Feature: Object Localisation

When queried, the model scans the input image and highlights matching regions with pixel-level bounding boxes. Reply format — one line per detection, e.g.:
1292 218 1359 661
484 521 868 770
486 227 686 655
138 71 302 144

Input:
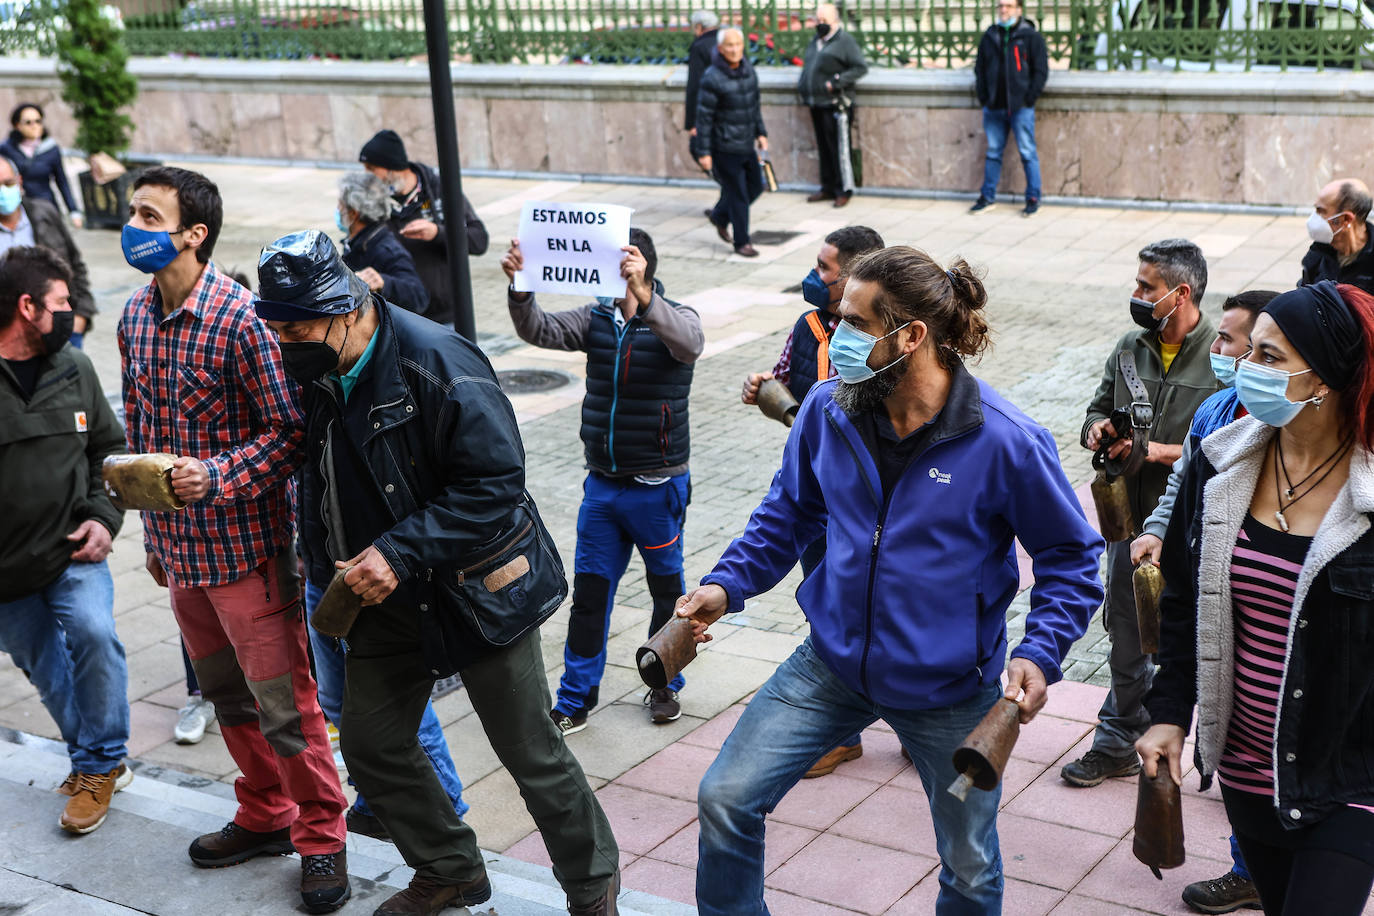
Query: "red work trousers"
168 551 346 855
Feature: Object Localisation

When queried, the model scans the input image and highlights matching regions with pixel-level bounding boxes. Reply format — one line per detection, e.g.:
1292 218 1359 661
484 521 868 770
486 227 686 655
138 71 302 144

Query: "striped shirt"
117 263 304 588
1219 514 1309 796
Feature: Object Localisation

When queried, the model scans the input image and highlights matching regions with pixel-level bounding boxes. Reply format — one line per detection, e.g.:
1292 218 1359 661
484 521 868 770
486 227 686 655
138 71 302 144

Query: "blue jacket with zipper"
702 365 1104 709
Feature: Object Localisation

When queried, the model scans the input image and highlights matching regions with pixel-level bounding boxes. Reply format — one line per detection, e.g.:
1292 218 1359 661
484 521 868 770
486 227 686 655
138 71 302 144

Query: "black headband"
1262 280 1364 390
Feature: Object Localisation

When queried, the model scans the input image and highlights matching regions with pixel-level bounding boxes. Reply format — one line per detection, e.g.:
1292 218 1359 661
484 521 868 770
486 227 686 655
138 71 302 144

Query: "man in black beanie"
359 129 489 328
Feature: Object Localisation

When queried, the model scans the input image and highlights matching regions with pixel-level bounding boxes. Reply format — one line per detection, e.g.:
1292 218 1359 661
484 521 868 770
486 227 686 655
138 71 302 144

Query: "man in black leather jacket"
254 230 621 916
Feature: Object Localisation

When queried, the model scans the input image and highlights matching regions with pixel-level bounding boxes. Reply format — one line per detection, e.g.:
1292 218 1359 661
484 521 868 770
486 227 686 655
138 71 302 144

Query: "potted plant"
56 0 140 229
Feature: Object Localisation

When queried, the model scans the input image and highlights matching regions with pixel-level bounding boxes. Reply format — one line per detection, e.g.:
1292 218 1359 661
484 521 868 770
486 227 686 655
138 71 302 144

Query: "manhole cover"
750 229 803 246
497 368 575 394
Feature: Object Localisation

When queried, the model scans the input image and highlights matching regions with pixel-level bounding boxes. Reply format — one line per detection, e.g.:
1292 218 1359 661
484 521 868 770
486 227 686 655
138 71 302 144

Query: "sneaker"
550 707 588 737
174 695 215 745
644 688 681 724
188 821 294 868
968 196 995 213
1022 198 1040 217
345 806 391 841
803 741 863 778
58 766 128 834
374 872 492 914
568 869 619 915
1060 749 1141 787
1181 870 1262 914
300 850 351 914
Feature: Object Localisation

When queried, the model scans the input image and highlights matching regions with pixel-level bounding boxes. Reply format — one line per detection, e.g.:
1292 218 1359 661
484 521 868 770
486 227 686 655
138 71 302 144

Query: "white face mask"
1307 210 1340 245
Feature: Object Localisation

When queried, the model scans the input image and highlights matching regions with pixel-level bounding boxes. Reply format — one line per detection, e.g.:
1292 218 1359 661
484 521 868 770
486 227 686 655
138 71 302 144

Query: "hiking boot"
373 872 492 914
1181 869 1262 914
189 821 295 867
59 766 129 834
1060 749 1141 787
175 695 215 744
1022 198 1040 217
551 707 588 737
804 741 863 778
968 196 995 213
644 688 681 724
568 869 619 916
346 806 391 841
301 850 351 914
57 762 132 798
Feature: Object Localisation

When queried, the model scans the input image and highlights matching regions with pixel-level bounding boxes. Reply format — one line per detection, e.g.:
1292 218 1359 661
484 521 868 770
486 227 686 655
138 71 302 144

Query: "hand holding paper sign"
620 244 653 310
511 202 635 299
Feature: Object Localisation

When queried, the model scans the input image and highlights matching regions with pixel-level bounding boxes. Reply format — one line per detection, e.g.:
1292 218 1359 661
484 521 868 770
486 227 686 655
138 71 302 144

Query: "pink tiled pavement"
504 680 1374 914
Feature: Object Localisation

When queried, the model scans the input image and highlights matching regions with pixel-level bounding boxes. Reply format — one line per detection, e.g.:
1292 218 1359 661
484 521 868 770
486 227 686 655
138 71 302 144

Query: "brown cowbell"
310 567 363 639
1134 562 1165 655
637 617 699 690
1133 767 1186 879
1090 470 1134 542
101 453 186 512
948 697 1021 802
756 378 800 428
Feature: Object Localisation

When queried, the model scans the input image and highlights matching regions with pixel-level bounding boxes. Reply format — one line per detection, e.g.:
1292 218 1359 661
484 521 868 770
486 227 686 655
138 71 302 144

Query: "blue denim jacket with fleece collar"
702 364 1105 709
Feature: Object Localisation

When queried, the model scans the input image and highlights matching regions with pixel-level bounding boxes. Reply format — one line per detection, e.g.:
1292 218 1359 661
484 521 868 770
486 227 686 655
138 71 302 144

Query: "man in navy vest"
502 228 705 732
740 224 883 777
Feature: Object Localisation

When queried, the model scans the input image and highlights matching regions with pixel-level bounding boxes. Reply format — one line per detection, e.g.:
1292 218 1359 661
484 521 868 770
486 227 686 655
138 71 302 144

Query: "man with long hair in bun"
678 246 1106 914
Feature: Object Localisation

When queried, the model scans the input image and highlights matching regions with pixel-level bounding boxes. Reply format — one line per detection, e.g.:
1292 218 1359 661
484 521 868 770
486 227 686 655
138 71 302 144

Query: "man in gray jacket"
500 228 705 733
797 3 867 208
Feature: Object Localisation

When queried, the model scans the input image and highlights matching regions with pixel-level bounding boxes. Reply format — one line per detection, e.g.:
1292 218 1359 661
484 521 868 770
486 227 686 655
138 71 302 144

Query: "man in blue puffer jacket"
678 246 1104 915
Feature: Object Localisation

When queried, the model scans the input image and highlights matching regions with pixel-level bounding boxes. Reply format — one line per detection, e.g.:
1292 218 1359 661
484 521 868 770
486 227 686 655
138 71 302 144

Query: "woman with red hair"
1138 280 1374 915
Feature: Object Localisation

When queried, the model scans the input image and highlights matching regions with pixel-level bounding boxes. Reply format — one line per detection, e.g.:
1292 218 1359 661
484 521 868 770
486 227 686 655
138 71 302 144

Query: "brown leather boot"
188 821 295 868
57 763 131 798
59 766 129 834
373 872 492 914
301 849 351 914
568 870 620 916
803 742 863 778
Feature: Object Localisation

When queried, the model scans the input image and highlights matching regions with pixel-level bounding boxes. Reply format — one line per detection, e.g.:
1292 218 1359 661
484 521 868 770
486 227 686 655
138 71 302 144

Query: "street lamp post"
422 0 477 341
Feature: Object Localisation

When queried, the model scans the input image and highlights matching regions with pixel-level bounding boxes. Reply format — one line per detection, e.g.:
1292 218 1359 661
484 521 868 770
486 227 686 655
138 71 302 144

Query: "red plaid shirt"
117 263 304 588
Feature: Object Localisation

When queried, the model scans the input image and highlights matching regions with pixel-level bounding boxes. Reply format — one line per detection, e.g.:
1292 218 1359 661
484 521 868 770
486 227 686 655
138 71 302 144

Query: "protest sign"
512 202 634 298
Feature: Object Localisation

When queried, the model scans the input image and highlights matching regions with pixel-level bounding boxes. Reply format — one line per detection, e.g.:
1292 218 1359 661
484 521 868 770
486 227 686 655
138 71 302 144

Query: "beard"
832 351 910 416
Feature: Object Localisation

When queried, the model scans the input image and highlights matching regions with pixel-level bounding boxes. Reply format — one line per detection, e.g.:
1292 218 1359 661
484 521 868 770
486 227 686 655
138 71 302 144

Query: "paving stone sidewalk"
2 163 1351 914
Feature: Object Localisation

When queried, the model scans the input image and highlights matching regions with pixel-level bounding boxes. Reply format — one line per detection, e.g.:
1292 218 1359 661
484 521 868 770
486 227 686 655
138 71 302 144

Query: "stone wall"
1 57 1368 207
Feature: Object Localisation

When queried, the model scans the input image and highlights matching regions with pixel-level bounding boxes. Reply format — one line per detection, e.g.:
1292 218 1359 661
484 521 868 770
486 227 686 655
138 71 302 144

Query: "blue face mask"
828 320 911 383
122 224 182 273
0 184 20 216
335 210 349 234
801 269 838 309
596 296 616 309
1234 359 1318 427
1209 351 1240 387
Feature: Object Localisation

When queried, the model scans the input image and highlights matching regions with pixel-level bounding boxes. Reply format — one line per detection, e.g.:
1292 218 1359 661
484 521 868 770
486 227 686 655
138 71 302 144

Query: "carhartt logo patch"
74 411 88 432
928 467 952 485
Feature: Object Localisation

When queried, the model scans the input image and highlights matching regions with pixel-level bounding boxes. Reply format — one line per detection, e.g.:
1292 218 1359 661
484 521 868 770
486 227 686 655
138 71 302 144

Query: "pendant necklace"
1272 433 1352 533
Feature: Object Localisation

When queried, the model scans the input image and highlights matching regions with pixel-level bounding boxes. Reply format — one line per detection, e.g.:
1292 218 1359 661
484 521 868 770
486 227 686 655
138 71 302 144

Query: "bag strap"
1093 351 1154 479
805 311 831 380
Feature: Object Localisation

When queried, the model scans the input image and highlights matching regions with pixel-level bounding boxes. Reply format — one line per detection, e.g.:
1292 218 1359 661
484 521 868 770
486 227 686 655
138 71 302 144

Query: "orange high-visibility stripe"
805 311 831 380
645 533 681 551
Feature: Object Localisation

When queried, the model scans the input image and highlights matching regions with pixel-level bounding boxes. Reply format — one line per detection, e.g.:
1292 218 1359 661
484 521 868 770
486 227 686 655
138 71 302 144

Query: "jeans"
709 151 764 248
1090 539 1154 756
557 473 689 715
799 539 860 751
697 638 1004 915
305 579 468 820
980 107 1041 204
0 560 128 773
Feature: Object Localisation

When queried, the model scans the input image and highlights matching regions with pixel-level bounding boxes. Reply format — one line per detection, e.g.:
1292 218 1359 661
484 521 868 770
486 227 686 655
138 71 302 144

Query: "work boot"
1060 749 1141 787
301 850 351 914
568 869 619 916
59 766 130 834
1181 870 1262 914
804 741 863 778
57 762 132 797
346 806 391 841
644 688 681 724
373 872 492 914
189 821 294 867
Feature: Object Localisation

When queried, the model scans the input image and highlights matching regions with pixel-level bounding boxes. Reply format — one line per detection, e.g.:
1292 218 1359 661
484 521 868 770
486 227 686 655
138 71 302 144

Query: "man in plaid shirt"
116 167 349 914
